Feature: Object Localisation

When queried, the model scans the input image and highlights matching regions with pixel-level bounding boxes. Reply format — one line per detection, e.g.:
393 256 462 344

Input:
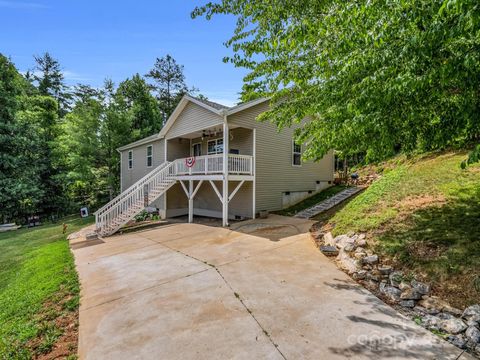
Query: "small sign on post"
80 207 89 218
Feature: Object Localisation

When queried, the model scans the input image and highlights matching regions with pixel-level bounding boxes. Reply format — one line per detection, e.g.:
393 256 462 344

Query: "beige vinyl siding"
166 102 223 139
166 138 190 161
228 102 334 212
120 138 165 191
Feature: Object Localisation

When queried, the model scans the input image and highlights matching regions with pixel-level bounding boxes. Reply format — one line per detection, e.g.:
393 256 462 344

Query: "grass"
273 185 349 216
0 216 94 359
321 151 480 308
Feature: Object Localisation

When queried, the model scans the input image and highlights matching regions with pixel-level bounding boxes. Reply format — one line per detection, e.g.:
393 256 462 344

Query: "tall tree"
33 52 70 115
0 55 43 222
193 0 480 163
146 55 189 118
116 74 163 138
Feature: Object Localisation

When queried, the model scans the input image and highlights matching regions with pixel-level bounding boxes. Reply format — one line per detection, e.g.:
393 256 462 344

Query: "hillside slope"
323 151 480 308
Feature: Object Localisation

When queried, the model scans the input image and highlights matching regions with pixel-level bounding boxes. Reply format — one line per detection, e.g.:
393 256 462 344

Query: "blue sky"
0 0 246 106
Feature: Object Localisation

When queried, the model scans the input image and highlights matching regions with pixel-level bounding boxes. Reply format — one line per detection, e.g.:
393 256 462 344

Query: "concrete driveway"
71 215 471 359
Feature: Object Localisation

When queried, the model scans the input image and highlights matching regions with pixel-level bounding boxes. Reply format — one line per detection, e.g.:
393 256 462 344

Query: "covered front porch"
163 122 256 226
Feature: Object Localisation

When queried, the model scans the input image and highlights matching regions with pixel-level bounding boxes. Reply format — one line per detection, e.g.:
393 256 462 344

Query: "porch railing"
174 154 253 175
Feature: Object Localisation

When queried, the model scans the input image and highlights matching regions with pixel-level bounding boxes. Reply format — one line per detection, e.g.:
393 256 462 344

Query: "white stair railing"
94 161 177 236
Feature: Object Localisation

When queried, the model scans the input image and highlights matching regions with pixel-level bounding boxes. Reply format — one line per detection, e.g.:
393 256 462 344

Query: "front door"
192 143 202 157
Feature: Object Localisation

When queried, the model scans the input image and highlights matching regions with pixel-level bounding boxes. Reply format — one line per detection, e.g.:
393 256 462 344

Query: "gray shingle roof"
191 96 230 110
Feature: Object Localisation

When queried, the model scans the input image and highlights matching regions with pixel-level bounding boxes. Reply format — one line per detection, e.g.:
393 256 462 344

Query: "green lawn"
274 185 348 216
323 151 480 308
0 216 94 359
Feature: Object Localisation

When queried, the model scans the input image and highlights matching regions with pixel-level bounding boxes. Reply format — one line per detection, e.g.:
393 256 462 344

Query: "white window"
207 138 224 155
192 143 202 157
146 145 153 167
292 140 302 166
128 150 133 169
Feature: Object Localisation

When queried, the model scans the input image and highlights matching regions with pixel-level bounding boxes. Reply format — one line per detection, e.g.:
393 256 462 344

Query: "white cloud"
0 1 47 9
62 70 92 82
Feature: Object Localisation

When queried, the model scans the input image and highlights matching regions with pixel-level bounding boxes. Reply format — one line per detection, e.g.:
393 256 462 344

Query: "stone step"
294 187 363 219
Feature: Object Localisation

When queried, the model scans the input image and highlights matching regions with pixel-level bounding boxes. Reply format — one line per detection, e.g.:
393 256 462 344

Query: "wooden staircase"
94 161 177 237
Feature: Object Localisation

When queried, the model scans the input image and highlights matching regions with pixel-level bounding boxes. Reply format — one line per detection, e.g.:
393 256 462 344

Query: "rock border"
312 229 480 357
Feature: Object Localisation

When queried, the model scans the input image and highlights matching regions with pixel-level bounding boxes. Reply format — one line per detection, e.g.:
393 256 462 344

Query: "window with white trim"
146 145 153 167
207 138 224 154
128 150 133 169
292 140 302 166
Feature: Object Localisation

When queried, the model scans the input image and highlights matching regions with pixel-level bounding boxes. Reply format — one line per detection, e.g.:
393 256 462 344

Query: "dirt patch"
27 288 78 359
395 194 446 211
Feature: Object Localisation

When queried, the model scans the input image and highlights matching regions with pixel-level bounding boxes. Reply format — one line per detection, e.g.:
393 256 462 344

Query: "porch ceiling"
168 124 244 140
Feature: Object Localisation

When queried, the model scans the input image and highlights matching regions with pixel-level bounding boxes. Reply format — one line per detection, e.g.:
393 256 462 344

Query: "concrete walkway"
71 215 471 359
295 187 363 219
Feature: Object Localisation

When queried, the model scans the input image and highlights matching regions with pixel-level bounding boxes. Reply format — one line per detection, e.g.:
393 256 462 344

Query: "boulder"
447 334 467 349
323 232 335 246
353 270 367 280
343 243 356 252
463 305 480 320
378 266 392 275
336 250 360 274
389 271 404 287
466 326 480 344
400 300 416 308
439 318 468 335
400 288 423 300
443 305 463 317
418 296 449 313
363 255 379 265
411 280 431 295
422 315 442 330
320 245 339 256
380 285 402 302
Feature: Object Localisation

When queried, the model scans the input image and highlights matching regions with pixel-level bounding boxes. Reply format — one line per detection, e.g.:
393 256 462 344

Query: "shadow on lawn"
377 191 480 307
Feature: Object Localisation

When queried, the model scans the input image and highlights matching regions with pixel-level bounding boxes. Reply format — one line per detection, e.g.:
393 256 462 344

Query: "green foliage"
193 0 480 162
0 216 93 358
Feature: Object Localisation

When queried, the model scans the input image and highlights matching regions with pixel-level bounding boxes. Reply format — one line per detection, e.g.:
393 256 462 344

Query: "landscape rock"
358 233 366 240
466 326 480 344
343 243 356 252
421 315 442 330
398 282 411 291
443 305 463 317
467 319 479 327
418 296 449 313
366 272 380 282
400 300 416 308
334 234 355 249
353 270 367 280
439 318 468 335
463 305 480 320
336 250 360 274
362 255 379 265
347 231 355 237
354 252 367 260
378 266 392 275
411 280 431 295
320 245 339 256
400 287 423 300
380 285 402 302
437 312 454 320
356 239 367 247
389 271 403 287
447 334 467 349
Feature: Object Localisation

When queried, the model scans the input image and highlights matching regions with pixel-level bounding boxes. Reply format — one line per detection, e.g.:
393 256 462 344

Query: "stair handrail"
94 161 171 216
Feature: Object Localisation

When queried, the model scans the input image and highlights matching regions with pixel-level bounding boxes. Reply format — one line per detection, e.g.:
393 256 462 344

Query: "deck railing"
175 154 253 175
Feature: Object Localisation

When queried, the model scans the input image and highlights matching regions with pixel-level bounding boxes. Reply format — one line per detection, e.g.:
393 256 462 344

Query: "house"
95 95 334 236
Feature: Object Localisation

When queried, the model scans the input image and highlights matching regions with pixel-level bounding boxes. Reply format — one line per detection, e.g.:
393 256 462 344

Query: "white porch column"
252 128 256 219
222 116 229 227
162 138 168 219
188 180 193 223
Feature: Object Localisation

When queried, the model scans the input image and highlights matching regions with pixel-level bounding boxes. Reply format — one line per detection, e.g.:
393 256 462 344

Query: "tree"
0 54 43 222
116 74 163 138
33 52 70 115
146 55 189 118
193 0 480 163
